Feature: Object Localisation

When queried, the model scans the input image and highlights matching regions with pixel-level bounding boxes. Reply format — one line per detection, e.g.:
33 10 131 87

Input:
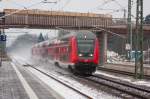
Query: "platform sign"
0 12 5 17
0 35 6 41
125 43 131 50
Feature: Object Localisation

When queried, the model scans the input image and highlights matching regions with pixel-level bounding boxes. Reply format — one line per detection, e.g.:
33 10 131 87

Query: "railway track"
10 56 93 99
52 63 150 98
12 56 150 99
85 74 150 99
98 66 150 79
23 64 93 99
28 63 150 99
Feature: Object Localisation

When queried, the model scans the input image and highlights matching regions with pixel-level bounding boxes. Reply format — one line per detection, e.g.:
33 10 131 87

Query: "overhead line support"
135 0 144 79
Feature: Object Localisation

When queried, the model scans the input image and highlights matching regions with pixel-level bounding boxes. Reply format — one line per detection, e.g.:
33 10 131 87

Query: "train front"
71 31 99 74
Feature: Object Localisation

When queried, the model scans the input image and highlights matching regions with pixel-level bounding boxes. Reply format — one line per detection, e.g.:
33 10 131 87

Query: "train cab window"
77 39 94 55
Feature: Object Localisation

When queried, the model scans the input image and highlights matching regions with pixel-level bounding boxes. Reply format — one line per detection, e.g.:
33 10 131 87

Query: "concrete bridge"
0 9 112 29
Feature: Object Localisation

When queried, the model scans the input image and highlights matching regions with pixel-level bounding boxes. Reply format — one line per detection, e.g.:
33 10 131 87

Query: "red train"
32 31 99 74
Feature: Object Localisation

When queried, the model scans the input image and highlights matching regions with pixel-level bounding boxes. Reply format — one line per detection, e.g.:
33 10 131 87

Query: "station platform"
100 63 150 75
0 61 57 99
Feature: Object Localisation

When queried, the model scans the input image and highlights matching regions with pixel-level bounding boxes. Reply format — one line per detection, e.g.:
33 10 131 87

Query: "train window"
77 39 94 54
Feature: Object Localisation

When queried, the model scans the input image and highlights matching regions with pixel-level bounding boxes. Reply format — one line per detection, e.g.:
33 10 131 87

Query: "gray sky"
0 0 149 18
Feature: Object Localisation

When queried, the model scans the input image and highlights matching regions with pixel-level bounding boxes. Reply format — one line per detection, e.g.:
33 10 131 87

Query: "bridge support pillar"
96 31 107 66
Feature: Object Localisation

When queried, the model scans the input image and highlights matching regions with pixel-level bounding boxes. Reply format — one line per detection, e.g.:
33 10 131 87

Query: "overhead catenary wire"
93 0 137 19
60 0 71 10
0 0 57 19
96 0 115 10
0 0 43 19
113 0 126 9
97 0 136 19
93 26 126 39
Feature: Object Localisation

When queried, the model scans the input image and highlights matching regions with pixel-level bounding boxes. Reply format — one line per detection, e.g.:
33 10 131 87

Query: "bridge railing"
111 18 128 26
111 18 150 26
0 9 113 29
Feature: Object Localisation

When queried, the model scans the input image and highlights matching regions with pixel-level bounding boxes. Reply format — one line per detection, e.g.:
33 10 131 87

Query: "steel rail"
11 56 93 99
98 66 150 79
28 65 93 99
85 74 150 99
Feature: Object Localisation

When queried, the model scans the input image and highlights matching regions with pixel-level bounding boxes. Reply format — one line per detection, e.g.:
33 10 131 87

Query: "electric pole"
127 0 132 61
123 9 127 20
135 0 144 79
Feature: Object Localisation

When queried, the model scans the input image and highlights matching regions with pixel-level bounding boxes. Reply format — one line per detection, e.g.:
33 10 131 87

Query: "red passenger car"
32 31 99 74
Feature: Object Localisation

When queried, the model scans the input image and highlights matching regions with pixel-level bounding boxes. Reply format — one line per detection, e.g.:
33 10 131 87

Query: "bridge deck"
0 9 112 29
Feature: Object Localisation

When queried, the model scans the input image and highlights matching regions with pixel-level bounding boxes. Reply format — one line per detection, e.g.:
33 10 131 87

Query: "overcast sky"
0 0 149 17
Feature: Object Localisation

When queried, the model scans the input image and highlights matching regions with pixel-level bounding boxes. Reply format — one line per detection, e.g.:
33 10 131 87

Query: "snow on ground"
107 50 150 66
96 71 150 87
27 66 87 99
11 53 150 98
13 55 120 99
34 67 119 99
107 51 125 64
131 80 150 87
12 56 86 99
13 54 150 96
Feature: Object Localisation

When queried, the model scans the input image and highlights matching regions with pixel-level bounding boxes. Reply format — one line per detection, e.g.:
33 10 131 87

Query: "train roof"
58 30 96 39
32 30 96 48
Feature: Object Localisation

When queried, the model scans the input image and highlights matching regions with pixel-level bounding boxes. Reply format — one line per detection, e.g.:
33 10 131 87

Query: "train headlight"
89 54 93 56
79 54 83 57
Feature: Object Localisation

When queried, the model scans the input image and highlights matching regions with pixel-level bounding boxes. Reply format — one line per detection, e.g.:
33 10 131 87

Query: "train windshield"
77 39 94 54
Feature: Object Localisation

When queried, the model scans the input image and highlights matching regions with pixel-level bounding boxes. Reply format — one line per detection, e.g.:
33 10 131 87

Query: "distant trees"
38 33 45 42
144 14 150 24
37 33 49 42
44 33 49 40
7 33 37 52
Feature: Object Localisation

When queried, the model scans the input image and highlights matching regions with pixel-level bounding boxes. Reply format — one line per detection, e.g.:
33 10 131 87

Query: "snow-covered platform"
100 63 150 75
0 61 57 99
